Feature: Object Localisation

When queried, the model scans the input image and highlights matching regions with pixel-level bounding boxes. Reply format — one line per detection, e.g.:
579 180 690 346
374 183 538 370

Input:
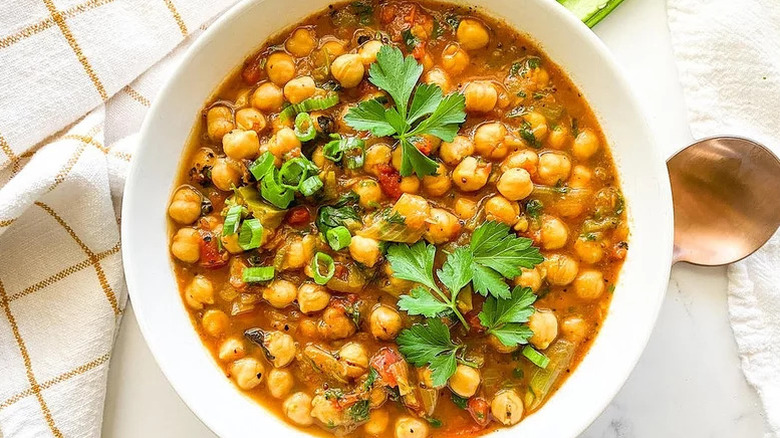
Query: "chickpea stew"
168 1 628 437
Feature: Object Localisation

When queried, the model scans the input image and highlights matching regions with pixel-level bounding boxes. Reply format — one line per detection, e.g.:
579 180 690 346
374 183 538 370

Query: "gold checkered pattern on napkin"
0 1 235 436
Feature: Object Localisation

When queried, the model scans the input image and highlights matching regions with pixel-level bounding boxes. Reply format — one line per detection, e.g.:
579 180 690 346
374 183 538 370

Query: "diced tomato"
467 397 491 427
286 206 310 226
369 347 404 387
379 3 397 24
376 164 402 200
241 58 262 84
465 310 486 334
412 42 427 61
333 263 349 281
198 231 228 269
413 136 432 156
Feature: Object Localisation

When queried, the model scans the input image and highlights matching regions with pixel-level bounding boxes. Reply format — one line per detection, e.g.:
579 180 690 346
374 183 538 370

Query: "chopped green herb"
323 388 344 400
525 199 544 219
451 393 468 409
519 121 542 148
431 20 444 39
427 418 443 428
363 367 379 390
347 399 370 422
478 286 537 347
517 90 527 98
533 92 545 100
401 29 420 49
350 1 374 24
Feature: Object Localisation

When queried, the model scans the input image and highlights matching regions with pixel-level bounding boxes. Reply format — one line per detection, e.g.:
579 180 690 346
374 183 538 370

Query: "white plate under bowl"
122 0 674 436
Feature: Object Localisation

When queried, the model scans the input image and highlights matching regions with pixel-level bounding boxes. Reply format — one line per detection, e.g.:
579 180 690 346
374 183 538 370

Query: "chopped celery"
524 340 576 411
557 0 625 27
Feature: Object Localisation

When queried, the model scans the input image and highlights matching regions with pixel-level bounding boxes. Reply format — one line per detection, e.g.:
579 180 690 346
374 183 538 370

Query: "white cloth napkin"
0 1 233 436
667 0 780 435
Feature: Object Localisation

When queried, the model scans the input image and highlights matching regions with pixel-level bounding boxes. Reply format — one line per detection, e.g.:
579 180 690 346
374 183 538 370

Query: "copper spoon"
668 136 780 265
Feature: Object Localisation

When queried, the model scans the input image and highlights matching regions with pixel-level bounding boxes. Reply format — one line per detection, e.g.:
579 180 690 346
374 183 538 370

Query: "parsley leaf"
397 319 461 387
469 221 544 298
398 286 451 317
478 286 537 347
437 247 473 295
345 45 466 178
386 241 438 292
347 399 370 422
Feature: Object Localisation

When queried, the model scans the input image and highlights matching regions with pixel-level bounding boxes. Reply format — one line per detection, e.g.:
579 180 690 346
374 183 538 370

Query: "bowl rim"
121 0 674 436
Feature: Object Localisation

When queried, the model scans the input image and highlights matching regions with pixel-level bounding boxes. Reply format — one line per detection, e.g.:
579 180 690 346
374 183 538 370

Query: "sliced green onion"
279 93 340 121
261 169 295 209
294 112 316 142
311 252 335 285
238 218 264 250
522 345 550 369
279 158 308 190
323 135 365 166
242 266 275 283
249 152 275 181
222 205 244 236
326 226 352 251
300 175 323 196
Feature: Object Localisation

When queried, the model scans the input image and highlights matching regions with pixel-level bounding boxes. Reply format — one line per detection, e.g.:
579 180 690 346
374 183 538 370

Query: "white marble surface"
101 0 770 436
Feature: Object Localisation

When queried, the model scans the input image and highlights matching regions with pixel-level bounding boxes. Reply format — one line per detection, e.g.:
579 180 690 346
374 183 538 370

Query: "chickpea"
456 19 490 51
485 195 519 225
464 81 497 113
263 279 297 308
364 143 392 176
501 150 538 175
491 390 523 425
561 316 589 341
540 215 568 250
222 129 260 160
448 364 481 398
364 409 390 436
264 331 296 367
266 52 296 86
423 68 452 92
283 392 314 426
298 283 331 314
285 27 316 57
391 146 403 171
497 168 533 201
168 187 201 225
536 152 572 185
201 309 229 337
547 124 570 149
395 417 429 438
230 357 265 390
570 165 592 188
370 305 402 341
523 111 548 141
391 194 430 229
318 307 356 340
267 368 294 399
514 267 542 292
349 235 381 267
544 254 579 286
474 122 509 160
283 76 316 104
454 198 477 220
251 82 284 112
281 235 313 270
424 208 461 244
311 395 345 427
338 342 369 378
355 179 383 208
574 270 606 300
206 107 234 143
400 176 421 194
235 108 267 133
528 310 558 350
441 43 470 75
573 128 600 160
269 127 302 158
422 163 451 196
218 337 246 362
331 54 365 88
452 156 491 191
439 136 474 166
210 158 242 191
574 235 604 264
171 228 200 263
359 40 384 65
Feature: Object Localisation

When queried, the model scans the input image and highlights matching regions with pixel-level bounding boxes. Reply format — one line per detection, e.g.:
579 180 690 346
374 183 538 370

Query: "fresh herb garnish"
347 399 370 422
427 418 443 428
396 319 463 387
519 121 542 148
451 393 468 409
350 1 374 24
401 29 420 49
469 221 544 299
345 45 466 178
363 367 379 390
525 199 544 219
478 286 537 347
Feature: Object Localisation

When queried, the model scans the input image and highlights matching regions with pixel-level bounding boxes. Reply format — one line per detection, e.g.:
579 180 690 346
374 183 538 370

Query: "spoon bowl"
668 136 780 265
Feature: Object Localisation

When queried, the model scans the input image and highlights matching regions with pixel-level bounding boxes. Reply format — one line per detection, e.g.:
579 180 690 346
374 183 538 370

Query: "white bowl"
122 0 674 436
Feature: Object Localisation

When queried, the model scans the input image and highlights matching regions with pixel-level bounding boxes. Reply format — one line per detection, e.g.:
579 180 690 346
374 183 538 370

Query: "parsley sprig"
478 286 537 346
344 45 466 178
396 319 463 387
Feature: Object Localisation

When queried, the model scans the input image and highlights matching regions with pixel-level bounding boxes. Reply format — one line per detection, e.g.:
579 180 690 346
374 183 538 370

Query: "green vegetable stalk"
558 0 626 27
